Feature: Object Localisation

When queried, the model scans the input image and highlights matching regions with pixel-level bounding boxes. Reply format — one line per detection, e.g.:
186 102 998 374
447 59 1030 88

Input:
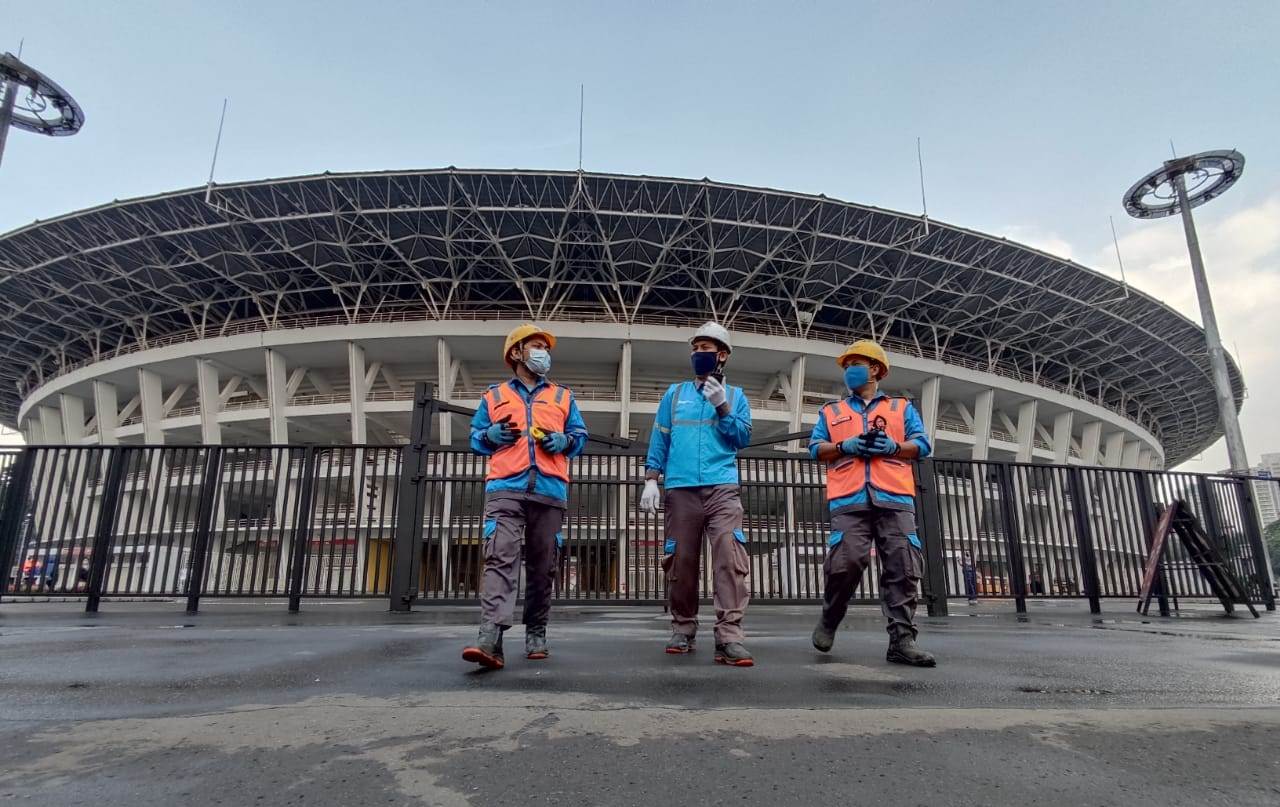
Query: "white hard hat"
690 321 732 353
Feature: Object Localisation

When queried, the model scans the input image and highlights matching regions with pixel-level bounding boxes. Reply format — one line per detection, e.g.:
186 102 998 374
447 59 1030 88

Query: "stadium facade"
0 169 1245 468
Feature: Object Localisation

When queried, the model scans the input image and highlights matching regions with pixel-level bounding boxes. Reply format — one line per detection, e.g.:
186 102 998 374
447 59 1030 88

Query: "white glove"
639 479 661 514
701 375 727 408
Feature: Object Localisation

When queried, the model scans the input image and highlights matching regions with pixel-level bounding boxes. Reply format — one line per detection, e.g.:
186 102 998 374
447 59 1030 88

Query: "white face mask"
524 348 552 376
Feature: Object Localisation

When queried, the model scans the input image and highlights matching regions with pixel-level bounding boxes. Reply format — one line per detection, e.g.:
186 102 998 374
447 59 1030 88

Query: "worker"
640 322 755 667
807 339 936 667
462 324 588 670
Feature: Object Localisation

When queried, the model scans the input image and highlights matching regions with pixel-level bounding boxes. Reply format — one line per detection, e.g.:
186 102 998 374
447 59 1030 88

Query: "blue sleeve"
645 384 674 473
903 402 932 459
563 396 589 459
808 409 831 459
715 385 753 449
469 396 494 456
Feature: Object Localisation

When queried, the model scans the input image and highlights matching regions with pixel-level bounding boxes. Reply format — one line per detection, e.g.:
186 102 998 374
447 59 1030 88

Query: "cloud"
996 225 1076 261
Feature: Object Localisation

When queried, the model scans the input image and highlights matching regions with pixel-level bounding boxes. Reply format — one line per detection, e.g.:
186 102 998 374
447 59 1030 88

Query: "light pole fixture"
1123 149 1247 472
0 52 85 169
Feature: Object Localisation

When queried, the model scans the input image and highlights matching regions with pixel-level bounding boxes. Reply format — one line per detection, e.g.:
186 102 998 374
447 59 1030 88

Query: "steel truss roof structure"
0 169 1242 463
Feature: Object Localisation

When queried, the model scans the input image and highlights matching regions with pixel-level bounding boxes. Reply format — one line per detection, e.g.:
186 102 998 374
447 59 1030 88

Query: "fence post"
994 463 1028 613
1194 476 1228 552
1134 471 1171 617
390 382 434 612
1066 467 1102 614
184 447 224 614
916 459 949 617
1233 477 1276 611
86 447 129 614
0 449 35 602
287 446 319 613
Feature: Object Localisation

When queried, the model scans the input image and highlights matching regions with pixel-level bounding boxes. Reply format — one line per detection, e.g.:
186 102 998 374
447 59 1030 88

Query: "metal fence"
0 388 1274 616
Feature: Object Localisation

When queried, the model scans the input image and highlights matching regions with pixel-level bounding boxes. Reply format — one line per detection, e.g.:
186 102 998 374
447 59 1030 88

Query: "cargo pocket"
732 539 750 578
661 537 677 576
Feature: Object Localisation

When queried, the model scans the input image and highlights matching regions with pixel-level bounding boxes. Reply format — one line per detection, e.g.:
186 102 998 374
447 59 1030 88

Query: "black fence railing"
0 384 1274 616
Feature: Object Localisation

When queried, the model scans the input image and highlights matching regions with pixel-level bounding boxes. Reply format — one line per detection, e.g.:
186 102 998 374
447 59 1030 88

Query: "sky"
2 1 1278 470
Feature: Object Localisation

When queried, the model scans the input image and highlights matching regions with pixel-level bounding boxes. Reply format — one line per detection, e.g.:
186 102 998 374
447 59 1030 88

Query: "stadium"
0 168 1242 467
1 169 1263 605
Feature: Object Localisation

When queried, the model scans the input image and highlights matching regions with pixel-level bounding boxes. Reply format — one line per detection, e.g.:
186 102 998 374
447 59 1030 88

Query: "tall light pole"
0 52 84 169
1123 150 1248 473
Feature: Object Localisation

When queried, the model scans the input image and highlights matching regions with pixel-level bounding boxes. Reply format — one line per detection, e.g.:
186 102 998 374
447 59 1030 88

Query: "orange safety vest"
823 396 916 500
483 381 573 484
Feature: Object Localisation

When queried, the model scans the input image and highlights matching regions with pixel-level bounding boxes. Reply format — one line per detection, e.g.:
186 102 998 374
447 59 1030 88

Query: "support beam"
196 358 222 444
971 389 994 461
307 369 335 395
218 375 243 405
265 349 289 444
92 380 119 445
1051 411 1074 465
348 342 368 444
60 394 86 443
919 375 941 444
285 367 308 400
381 366 403 394
1080 422 1103 466
1015 400 1037 463
161 383 191 416
39 405 65 444
787 356 806 446
22 418 43 445
617 340 633 438
138 368 165 444
1122 440 1142 469
436 338 454 445
1103 432 1126 468
1138 449 1156 470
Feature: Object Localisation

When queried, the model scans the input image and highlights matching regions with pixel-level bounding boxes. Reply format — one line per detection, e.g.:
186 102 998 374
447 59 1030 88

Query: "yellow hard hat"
836 339 890 378
503 323 556 365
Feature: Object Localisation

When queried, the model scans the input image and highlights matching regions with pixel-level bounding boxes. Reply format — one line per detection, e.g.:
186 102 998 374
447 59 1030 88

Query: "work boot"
665 632 696 654
811 620 836 653
886 636 936 667
525 625 549 660
461 623 505 670
714 642 754 667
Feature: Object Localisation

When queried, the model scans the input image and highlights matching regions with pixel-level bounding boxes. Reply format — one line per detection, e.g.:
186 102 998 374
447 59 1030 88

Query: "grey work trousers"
661 485 750 644
821 507 922 641
479 494 563 628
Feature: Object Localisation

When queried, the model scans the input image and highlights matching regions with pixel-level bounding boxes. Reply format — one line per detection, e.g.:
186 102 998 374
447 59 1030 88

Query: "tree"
1265 520 1280 578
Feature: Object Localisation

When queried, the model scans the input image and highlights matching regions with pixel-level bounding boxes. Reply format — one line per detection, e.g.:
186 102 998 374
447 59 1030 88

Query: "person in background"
962 549 978 606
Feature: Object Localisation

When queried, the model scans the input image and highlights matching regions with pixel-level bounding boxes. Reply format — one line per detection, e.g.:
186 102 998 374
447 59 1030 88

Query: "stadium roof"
0 169 1242 463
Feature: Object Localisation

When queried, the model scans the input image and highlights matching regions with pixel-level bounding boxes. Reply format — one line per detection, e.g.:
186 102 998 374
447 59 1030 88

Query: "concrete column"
1138 449 1155 470
264 349 289 444
617 340 633 439
971 389 994 461
1051 411 1074 465
1103 433 1126 468
138 368 165 444
347 342 367 444
196 359 222 444
93 381 119 445
436 338 454 445
1080 421 1102 466
39 406 64 443
787 355 806 452
1015 400 1037 463
919 375 941 444
22 418 42 445
60 394 86 443
1122 440 1142 469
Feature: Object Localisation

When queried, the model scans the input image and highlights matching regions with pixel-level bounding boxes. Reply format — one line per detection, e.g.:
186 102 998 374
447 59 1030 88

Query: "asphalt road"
1 598 1278 806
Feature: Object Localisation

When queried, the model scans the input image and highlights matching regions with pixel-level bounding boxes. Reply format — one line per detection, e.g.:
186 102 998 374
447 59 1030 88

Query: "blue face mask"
524 348 551 376
844 364 870 391
691 350 720 377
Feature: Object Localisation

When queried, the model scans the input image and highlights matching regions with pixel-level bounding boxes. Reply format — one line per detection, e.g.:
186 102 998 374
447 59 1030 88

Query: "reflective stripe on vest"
483 382 572 484
824 397 916 500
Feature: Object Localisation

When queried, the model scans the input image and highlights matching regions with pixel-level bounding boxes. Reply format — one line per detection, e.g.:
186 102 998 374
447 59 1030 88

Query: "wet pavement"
1 598 1278 806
